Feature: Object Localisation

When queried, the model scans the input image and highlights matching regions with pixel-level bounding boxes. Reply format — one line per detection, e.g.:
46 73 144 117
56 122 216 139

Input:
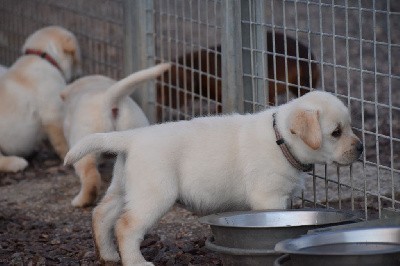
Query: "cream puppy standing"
65 91 363 265
61 63 171 207
0 26 81 173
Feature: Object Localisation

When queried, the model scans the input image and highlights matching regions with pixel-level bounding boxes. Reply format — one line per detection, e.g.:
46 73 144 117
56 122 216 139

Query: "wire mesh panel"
152 0 222 122
0 0 124 79
241 0 400 219
241 0 321 112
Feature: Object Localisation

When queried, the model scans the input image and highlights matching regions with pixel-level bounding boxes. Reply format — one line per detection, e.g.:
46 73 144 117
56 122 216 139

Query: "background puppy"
157 31 320 120
0 26 81 173
61 63 170 207
65 91 362 265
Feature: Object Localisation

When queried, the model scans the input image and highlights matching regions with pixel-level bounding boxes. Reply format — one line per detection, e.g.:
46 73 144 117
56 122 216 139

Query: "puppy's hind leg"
0 152 28 172
92 154 125 263
43 122 69 159
115 170 178 265
72 154 101 207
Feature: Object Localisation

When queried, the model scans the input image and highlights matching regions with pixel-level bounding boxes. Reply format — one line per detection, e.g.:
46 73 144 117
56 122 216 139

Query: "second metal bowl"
275 227 400 266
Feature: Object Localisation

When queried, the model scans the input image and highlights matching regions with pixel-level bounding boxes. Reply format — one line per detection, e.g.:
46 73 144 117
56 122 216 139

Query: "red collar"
24 49 63 76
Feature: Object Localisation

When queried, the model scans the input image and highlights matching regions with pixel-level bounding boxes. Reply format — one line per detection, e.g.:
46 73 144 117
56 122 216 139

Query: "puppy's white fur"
62 63 171 207
0 26 81 172
65 91 363 265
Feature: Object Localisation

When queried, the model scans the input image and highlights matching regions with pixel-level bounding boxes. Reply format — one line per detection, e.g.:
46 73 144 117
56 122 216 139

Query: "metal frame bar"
124 0 156 123
222 0 244 114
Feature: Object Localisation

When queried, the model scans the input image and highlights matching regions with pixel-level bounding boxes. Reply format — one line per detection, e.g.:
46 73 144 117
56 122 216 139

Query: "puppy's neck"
24 49 64 79
272 112 313 172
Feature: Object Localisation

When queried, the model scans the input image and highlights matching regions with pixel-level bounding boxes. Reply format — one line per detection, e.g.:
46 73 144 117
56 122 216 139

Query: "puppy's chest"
287 172 307 196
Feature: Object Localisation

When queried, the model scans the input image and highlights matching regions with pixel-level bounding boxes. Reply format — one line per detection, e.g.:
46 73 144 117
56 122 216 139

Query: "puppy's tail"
64 131 131 166
104 62 171 106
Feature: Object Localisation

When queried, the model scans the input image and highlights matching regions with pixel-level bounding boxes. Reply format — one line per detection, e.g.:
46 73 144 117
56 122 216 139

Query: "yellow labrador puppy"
61 63 171 207
65 91 363 265
0 26 81 172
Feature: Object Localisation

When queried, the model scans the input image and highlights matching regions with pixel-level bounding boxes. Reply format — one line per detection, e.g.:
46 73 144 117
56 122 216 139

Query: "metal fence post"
222 0 244 114
124 0 156 123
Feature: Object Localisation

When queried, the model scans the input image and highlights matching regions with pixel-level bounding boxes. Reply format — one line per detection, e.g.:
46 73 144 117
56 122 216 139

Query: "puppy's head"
22 26 82 82
284 91 363 166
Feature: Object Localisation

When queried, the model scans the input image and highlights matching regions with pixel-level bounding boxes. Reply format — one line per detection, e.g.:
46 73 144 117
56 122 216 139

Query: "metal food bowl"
274 227 400 266
199 209 358 266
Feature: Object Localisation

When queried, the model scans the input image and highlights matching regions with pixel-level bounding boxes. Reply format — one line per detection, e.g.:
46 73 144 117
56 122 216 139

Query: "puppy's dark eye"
331 127 342 138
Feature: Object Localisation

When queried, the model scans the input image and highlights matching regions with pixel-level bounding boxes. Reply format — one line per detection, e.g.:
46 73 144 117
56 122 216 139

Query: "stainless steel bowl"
275 227 400 266
200 209 358 266
200 209 358 249
200 209 357 229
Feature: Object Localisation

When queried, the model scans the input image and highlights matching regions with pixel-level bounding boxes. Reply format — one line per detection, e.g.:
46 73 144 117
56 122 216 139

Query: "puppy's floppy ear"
290 109 322 150
63 35 77 55
63 35 82 77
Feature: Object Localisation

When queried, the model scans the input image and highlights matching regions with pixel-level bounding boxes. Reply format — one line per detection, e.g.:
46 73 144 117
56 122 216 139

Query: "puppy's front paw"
71 194 95 208
4 156 29 172
100 251 120 264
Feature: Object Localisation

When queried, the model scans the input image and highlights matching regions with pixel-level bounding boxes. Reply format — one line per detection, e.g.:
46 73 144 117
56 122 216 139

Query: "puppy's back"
61 75 115 102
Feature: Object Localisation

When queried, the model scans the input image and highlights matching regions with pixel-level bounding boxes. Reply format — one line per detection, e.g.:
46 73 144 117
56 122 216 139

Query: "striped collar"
272 112 313 172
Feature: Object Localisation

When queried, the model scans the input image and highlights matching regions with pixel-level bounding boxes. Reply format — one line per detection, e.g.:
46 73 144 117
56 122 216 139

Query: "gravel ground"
0 145 221 265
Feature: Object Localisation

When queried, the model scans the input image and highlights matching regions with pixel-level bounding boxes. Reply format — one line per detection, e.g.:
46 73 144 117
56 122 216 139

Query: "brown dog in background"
157 31 320 121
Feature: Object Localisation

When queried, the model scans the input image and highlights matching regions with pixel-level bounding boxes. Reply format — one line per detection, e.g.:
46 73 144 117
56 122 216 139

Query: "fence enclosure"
0 0 399 220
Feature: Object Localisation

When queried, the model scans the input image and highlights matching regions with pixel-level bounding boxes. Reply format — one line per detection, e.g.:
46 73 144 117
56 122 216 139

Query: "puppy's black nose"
356 142 364 154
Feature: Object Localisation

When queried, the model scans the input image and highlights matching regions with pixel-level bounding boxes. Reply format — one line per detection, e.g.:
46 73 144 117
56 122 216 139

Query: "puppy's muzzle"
349 139 364 163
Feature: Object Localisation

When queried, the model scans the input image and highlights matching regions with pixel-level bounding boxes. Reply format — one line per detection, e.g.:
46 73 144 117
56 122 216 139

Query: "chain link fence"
0 0 124 79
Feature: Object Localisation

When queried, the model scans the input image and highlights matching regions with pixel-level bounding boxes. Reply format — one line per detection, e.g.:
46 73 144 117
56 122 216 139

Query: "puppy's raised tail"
104 62 171 105
64 131 131 166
